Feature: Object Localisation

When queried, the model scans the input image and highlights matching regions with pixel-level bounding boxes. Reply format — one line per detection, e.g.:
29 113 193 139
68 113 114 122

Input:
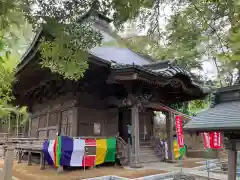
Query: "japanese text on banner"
175 115 184 148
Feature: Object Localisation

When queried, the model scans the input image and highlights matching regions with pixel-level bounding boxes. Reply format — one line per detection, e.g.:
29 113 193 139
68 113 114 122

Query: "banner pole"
84 146 86 172
180 156 183 173
206 159 210 179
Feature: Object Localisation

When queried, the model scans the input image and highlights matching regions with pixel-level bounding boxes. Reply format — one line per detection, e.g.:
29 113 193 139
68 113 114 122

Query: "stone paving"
124 161 227 180
0 158 228 180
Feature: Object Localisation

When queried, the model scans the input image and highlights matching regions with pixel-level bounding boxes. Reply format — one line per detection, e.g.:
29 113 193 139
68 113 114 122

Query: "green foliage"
1 0 240 82
21 0 156 80
0 52 29 127
39 22 102 80
131 0 240 85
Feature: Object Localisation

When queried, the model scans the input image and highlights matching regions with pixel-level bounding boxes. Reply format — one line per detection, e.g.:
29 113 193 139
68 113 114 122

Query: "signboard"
175 115 184 148
202 132 222 149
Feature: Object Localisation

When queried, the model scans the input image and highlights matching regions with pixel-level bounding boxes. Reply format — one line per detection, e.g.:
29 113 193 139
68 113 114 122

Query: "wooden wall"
30 93 76 139
77 107 118 137
29 92 119 138
76 92 118 137
29 91 154 140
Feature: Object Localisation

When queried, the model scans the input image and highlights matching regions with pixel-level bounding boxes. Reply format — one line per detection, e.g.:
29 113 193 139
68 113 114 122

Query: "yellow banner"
95 139 107 165
173 139 180 159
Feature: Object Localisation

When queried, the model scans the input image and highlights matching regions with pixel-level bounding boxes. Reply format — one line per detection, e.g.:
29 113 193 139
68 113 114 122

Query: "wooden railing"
116 136 130 165
0 137 47 170
0 135 131 169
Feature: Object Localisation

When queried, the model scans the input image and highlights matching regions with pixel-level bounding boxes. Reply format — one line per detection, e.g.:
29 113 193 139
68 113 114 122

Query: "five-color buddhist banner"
42 136 116 167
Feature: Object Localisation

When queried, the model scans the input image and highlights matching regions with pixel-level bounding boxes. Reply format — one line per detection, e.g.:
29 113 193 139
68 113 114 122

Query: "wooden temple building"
184 79 240 180
13 12 208 168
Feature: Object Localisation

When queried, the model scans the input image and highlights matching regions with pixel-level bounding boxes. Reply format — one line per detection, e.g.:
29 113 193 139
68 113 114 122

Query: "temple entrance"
118 108 131 143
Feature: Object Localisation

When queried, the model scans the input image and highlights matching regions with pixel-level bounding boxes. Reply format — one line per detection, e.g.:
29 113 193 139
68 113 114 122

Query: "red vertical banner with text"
209 132 222 149
175 115 184 148
203 132 211 149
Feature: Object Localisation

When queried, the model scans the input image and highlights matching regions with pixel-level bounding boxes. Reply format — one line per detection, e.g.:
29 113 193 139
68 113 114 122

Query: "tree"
123 1 240 114
0 52 29 129
137 0 240 85
0 0 157 80
0 6 32 127
1 0 240 81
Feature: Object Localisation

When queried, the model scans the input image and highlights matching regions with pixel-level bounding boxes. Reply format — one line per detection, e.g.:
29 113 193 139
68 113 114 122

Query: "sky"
120 4 218 80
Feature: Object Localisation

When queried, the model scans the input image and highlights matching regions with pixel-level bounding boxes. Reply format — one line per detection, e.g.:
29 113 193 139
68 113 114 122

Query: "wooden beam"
144 102 192 120
108 73 138 81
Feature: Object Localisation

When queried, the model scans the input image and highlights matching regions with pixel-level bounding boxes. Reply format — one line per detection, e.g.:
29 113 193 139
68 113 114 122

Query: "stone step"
139 154 164 163
140 142 152 146
140 144 153 148
140 148 156 154
139 151 165 158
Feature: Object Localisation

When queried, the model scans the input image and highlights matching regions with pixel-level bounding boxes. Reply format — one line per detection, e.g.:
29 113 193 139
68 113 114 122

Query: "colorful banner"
96 137 116 165
82 139 96 167
42 136 116 167
175 115 184 148
173 138 186 159
42 136 62 167
209 132 222 149
163 139 186 160
202 132 222 149
203 132 210 149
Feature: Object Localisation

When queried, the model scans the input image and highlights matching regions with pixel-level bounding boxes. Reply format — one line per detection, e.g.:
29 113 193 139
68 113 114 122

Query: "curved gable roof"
17 12 209 98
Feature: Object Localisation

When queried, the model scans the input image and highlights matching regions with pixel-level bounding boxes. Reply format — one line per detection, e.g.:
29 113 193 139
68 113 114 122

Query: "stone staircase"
139 139 165 163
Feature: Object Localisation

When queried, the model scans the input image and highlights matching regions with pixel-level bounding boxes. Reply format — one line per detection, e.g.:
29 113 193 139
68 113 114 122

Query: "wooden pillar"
228 149 237 180
2 147 14 180
72 107 78 137
28 113 32 137
129 103 142 168
36 117 40 138
57 111 62 135
46 111 50 138
166 111 174 162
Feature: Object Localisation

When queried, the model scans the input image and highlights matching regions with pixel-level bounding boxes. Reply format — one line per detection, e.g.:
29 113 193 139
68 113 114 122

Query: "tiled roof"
90 46 152 65
184 100 240 131
16 12 209 95
111 63 209 93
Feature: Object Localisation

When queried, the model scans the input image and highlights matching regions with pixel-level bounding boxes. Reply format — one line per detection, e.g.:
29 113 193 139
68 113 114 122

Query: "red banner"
202 132 222 149
175 115 184 148
203 132 210 149
209 132 222 149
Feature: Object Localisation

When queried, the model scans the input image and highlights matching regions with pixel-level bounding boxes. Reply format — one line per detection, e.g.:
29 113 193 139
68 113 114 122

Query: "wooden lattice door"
61 109 73 136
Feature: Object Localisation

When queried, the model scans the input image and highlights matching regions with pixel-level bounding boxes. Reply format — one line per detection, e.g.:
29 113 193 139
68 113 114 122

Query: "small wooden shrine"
184 79 240 180
13 11 208 168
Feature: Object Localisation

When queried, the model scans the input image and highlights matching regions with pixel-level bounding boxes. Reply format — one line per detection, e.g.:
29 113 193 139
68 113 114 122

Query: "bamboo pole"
8 114 10 134
16 113 19 138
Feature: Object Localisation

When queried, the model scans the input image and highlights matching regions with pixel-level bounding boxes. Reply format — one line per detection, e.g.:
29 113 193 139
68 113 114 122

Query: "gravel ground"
0 160 168 180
